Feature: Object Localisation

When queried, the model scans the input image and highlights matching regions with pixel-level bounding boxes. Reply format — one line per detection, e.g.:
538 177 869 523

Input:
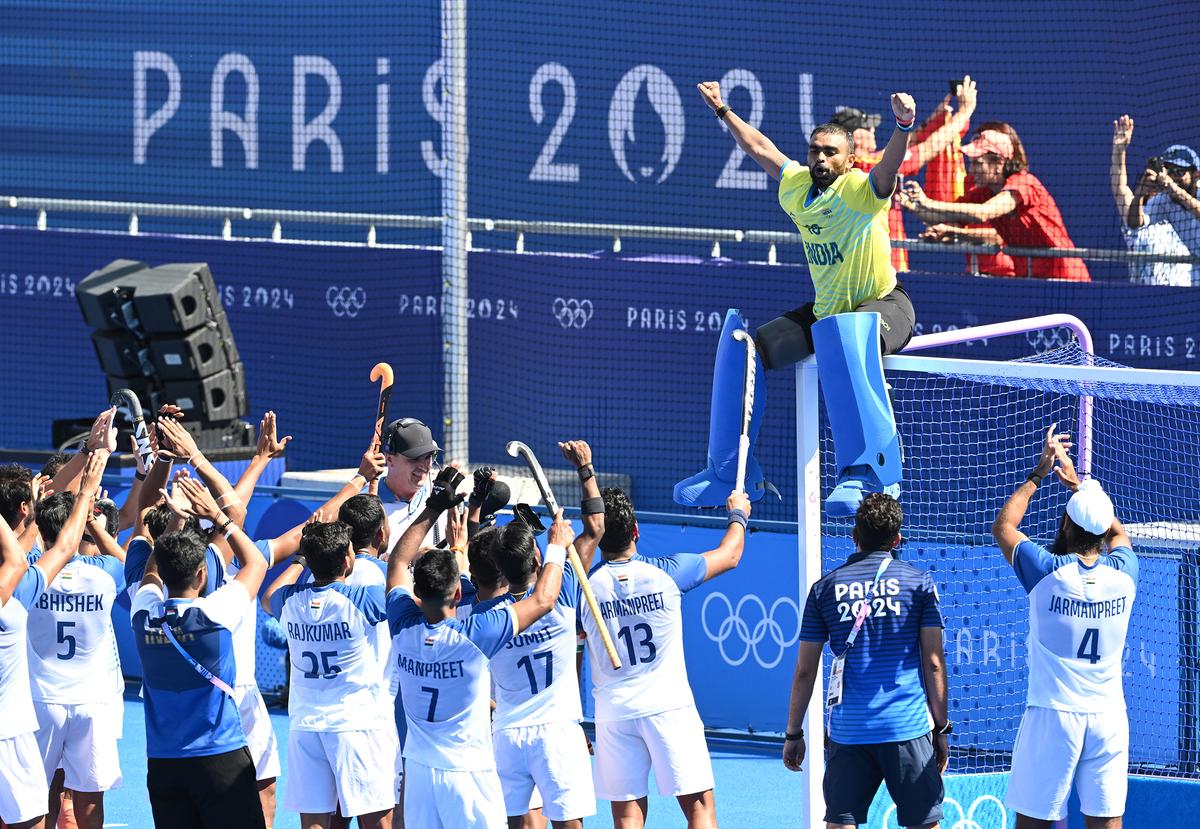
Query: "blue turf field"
104 691 803 828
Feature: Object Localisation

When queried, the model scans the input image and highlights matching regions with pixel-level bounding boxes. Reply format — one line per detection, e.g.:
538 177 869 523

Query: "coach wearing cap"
378 418 447 549
993 425 1137 826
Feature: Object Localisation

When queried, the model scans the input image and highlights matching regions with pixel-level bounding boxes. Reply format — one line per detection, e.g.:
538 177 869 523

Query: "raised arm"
993 424 1071 563
117 436 148 532
234 411 292 507
177 476 266 597
386 465 465 592
47 408 117 496
0 501 29 603
701 492 751 581
466 466 496 537
1111 115 1136 223
510 517 571 633
870 93 916 198
905 77 977 171
87 504 127 563
38 450 110 584
698 81 788 180
157 417 245 527
781 641 823 772
559 440 603 571
920 626 950 772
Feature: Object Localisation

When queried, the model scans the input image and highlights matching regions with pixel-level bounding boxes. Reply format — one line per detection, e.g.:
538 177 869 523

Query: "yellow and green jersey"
777 161 896 318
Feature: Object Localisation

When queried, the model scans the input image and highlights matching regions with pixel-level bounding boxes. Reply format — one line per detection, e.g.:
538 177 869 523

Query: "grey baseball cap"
382 418 441 458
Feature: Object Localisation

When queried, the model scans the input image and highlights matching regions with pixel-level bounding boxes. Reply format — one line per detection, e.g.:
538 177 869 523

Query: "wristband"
217 491 242 507
784 730 803 741
1026 473 1044 486
543 543 567 569
715 104 730 120
577 464 595 482
727 508 748 529
450 545 467 556
135 471 147 481
581 496 605 515
896 118 915 133
187 451 204 467
215 517 234 536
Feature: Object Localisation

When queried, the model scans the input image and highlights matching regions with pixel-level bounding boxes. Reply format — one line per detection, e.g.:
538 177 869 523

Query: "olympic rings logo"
553 297 593 329
1024 326 1072 353
700 592 801 670
877 794 1006 829
326 286 367 318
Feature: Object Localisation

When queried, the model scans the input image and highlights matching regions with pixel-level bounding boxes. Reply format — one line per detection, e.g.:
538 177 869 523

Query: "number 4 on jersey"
1077 628 1101 664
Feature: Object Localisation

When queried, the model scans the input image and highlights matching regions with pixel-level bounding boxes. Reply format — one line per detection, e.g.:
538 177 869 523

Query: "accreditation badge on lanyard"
827 556 892 709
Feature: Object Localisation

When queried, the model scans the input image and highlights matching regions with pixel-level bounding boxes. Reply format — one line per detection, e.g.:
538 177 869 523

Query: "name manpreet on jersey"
777 161 896 319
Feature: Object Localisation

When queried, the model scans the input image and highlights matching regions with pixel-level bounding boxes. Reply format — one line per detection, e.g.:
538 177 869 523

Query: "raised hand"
256 411 292 459
727 491 752 518
130 435 152 476
696 81 724 113
954 75 977 114
446 501 468 551
178 478 224 523
86 407 118 453
1033 423 1072 479
157 403 184 421
156 417 200 462
547 513 576 549
891 92 916 124
1113 114 1134 149
426 464 466 513
558 440 593 470
358 445 387 482
80 449 108 493
469 466 496 507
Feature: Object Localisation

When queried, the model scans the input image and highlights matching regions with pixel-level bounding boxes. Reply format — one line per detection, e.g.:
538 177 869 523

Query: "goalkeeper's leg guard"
813 311 903 518
674 308 768 507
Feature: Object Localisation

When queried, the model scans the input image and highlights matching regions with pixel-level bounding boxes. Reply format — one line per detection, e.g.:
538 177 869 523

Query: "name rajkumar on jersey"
1047 594 1129 619
287 621 354 642
598 590 665 622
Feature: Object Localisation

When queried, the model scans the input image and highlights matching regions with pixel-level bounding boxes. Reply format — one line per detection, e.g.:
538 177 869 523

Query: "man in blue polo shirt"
783 493 949 829
131 477 268 829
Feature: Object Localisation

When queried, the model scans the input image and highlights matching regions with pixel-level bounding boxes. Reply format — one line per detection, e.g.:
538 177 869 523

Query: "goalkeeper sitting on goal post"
992 425 1136 829
676 82 917 517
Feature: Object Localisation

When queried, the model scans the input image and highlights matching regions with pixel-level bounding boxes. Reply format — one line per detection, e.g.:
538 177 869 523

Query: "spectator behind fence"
839 75 978 272
1114 116 1200 287
899 127 1090 281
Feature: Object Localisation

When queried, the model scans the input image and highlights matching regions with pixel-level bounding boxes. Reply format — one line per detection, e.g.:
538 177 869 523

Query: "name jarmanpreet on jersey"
1012 540 1138 711
27 553 125 703
474 560 582 731
387 586 518 771
271 581 388 731
777 161 896 319
582 553 708 722
0 566 46 741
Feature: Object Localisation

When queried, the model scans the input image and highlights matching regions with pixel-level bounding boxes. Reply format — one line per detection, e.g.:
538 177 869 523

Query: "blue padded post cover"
811 312 902 488
673 308 767 507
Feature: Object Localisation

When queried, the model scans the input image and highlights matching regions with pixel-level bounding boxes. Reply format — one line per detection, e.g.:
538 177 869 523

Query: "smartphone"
949 78 964 95
1148 156 1164 172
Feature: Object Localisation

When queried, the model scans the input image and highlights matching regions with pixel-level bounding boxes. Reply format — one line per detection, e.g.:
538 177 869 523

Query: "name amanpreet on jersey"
582 553 707 722
270 581 388 731
777 161 896 319
27 554 125 703
475 561 582 732
1012 539 1138 712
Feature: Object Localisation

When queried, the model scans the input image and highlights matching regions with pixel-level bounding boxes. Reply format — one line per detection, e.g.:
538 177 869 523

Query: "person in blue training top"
784 492 948 829
0 448 106 829
992 425 1137 829
130 475 269 829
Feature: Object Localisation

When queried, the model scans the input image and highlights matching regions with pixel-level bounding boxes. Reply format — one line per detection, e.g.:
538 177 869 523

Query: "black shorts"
147 746 265 829
782 282 917 357
823 734 943 827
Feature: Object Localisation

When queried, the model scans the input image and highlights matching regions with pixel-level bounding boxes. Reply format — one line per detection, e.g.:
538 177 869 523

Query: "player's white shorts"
594 705 714 801
494 720 595 820
234 684 281 781
283 727 398 817
403 759 507 829
1007 705 1128 820
0 731 50 823
33 697 124 792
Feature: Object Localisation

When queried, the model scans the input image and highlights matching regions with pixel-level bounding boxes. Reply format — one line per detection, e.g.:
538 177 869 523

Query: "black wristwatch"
935 720 954 735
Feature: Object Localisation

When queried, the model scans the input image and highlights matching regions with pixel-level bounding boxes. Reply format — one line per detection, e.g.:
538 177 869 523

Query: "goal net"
815 338 1200 778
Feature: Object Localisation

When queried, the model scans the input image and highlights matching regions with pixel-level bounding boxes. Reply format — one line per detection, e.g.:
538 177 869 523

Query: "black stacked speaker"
75 260 252 449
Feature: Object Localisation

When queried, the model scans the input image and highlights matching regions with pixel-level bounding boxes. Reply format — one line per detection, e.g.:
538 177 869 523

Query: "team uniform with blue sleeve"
27 553 126 792
271 580 396 817
798 549 944 827
388 585 518 829
131 578 266 828
475 559 595 821
1006 540 1138 821
0 565 52 823
581 553 715 801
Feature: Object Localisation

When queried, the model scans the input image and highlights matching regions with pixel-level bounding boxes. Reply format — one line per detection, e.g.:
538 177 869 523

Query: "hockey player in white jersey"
581 478 750 829
26 491 127 829
386 465 571 829
0 448 107 829
993 425 1137 828
267 519 396 828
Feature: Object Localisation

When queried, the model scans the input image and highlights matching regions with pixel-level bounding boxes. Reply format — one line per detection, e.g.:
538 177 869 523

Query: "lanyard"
843 556 892 651
156 607 235 698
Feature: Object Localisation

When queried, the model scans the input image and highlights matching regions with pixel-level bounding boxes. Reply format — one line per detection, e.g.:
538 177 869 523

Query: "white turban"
1066 479 1115 535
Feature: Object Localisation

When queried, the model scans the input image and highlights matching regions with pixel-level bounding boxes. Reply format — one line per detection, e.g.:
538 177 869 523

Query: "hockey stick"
110 388 154 472
506 440 622 670
369 362 394 450
731 329 756 495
